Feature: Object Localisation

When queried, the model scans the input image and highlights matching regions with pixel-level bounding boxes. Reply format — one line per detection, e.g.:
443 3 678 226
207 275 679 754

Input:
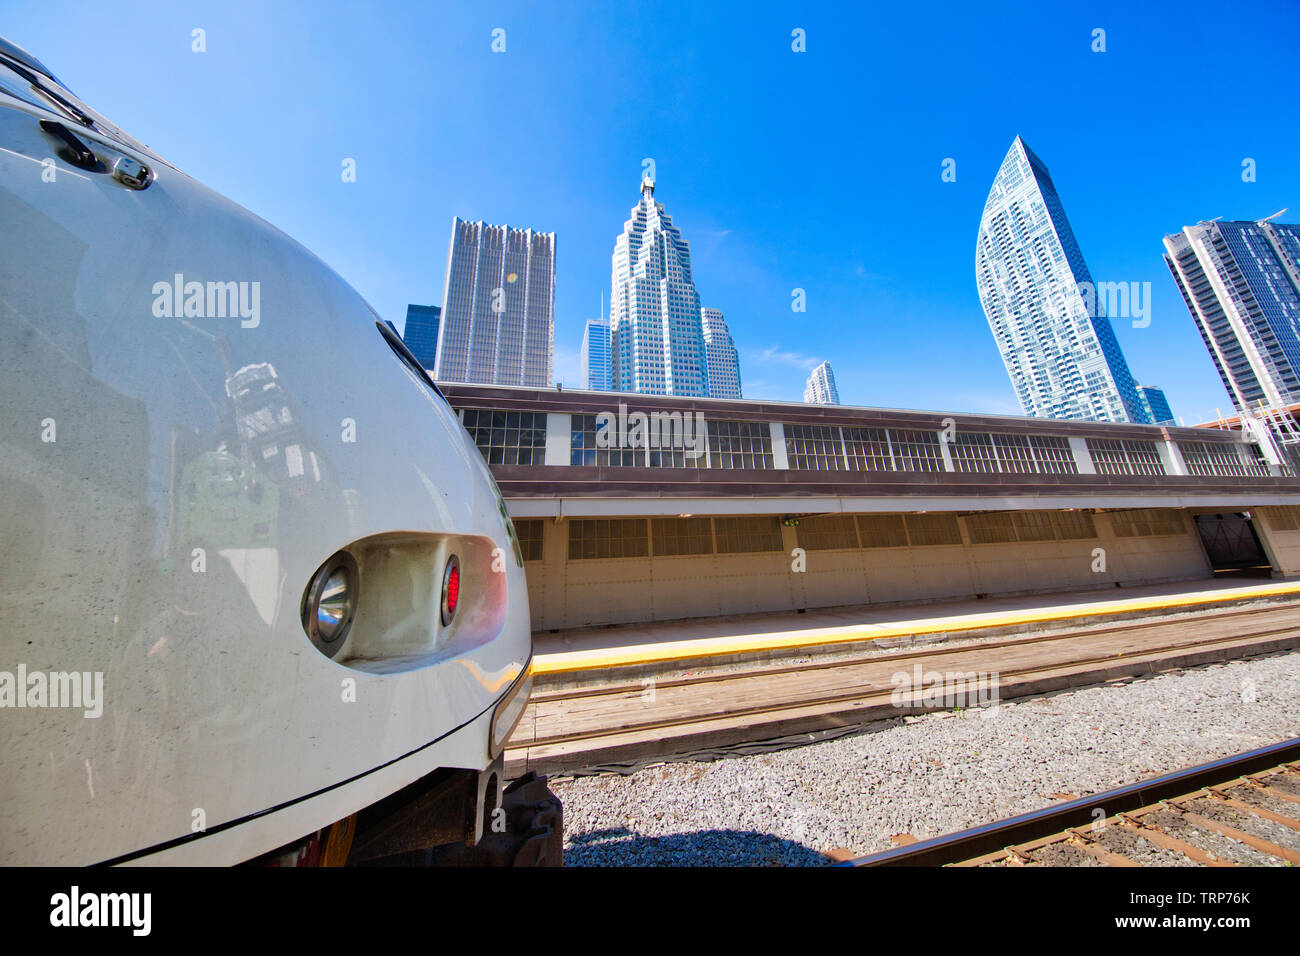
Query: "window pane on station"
1178 440 1256 478
993 434 1037 474
714 516 784 553
1146 509 1187 535
903 513 962 545
949 432 1000 473
1106 509 1145 537
645 412 709 468
648 446 708 468
1107 509 1184 536
570 414 641 467
856 514 908 548
784 424 844 470
1266 505 1300 530
567 518 649 559
796 514 859 550
1086 438 1166 476
964 512 1017 544
513 518 544 561
1241 445 1272 477
1086 439 1128 475
1123 442 1167 476
651 517 715 556
1050 511 1098 539
843 428 893 471
891 430 945 473
708 421 774 470
1011 510 1057 541
1029 436 1078 475
462 408 548 465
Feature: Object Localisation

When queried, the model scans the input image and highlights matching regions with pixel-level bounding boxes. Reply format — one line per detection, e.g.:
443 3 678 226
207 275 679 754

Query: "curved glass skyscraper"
976 137 1148 423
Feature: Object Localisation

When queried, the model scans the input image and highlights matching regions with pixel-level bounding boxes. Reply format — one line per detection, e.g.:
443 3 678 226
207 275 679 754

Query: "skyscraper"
1163 218 1300 411
1137 385 1175 425
402 304 441 370
804 361 840 405
610 180 708 396
976 137 1148 424
701 307 742 398
435 218 555 386
581 317 611 391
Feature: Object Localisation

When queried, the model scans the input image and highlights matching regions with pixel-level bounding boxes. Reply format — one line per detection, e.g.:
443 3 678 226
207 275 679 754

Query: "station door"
1193 513 1267 571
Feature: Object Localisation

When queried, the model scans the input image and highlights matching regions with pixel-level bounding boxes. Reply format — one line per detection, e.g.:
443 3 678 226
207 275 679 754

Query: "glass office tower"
804 361 840 405
1164 219 1300 410
581 317 611 391
610 180 708 396
701 307 743 398
436 219 555 386
1137 385 1175 425
402 304 441 370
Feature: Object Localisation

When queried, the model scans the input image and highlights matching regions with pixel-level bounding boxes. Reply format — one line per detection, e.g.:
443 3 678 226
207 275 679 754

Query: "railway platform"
508 574 1300 776
532 574 1300 685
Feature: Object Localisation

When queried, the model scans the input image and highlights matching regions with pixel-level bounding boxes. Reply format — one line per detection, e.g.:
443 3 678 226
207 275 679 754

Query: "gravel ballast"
550 650 1300 866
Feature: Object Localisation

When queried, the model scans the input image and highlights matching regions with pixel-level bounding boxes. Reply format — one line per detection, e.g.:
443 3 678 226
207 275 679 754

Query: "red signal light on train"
441 555 460 626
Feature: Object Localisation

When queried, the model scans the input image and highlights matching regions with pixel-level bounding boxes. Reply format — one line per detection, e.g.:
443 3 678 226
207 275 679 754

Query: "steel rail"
841 737 1300 866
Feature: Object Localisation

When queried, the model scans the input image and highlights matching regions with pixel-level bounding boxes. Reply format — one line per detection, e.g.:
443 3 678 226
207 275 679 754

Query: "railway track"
507 600 1300 775
846 737 1300 866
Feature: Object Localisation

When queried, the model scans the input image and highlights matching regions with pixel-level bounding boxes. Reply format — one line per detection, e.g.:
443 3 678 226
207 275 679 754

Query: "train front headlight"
302 551 359 658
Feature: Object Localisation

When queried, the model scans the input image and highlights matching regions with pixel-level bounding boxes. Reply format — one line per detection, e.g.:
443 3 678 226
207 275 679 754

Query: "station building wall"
1251 505 1300 577
514 508 1216 632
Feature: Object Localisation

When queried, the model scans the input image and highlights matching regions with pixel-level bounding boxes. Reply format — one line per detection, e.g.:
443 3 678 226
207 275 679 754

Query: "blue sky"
6 1 1299 422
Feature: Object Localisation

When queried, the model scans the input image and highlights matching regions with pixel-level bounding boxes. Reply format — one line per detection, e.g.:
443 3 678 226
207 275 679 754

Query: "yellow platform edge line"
532 580 1300 676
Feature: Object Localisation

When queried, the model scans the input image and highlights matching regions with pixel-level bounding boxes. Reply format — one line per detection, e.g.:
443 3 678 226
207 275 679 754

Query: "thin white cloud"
691 227 731 257
752 346 820 371
740 379 789 400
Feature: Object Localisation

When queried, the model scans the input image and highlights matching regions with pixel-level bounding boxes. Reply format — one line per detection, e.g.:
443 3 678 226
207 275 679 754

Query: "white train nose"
0 36 533 866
